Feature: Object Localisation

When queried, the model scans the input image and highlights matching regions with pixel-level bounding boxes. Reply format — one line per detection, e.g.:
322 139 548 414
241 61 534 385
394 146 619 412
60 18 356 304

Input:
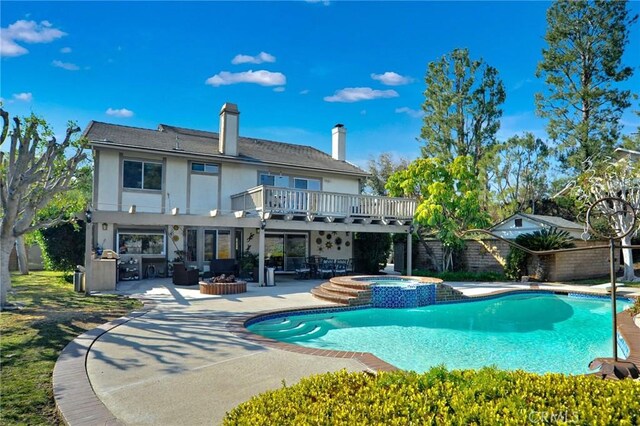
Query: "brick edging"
226 306 398 373
52 297 157 425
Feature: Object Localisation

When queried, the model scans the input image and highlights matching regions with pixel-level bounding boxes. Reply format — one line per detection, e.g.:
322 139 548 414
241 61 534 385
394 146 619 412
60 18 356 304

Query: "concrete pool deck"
53 277 640 425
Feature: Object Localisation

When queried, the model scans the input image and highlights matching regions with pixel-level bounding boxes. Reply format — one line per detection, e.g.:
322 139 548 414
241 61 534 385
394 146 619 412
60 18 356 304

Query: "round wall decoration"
172 235 180 241
335 237 342 245
173 225 180 230
316 237 323 244
345 241 351 247
326 233 332 240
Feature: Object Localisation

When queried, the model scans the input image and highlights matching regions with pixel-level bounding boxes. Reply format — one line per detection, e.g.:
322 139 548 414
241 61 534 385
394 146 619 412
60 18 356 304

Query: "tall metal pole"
609 238 618 361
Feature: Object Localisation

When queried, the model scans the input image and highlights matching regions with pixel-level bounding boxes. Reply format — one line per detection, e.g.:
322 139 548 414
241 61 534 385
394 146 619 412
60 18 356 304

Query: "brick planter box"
199 281 247 295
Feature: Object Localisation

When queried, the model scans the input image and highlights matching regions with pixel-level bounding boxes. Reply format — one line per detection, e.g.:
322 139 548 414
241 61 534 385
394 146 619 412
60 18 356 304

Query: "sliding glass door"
185 228 233 270
265 232 308 272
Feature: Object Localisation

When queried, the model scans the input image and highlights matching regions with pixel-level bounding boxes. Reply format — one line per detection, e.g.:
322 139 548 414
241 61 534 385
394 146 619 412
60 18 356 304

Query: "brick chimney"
219 103 239 156
332 124 346 161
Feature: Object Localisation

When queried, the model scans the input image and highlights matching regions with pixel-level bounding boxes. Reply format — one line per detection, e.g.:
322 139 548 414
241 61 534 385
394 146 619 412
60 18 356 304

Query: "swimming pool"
247 292 631 375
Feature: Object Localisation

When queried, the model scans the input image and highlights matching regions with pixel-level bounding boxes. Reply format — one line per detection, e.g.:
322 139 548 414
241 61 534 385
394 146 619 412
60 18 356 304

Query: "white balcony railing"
231 186 415 220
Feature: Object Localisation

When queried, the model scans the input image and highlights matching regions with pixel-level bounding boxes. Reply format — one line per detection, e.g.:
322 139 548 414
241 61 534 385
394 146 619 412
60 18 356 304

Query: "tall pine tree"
536 0 638 172
420 48 505 174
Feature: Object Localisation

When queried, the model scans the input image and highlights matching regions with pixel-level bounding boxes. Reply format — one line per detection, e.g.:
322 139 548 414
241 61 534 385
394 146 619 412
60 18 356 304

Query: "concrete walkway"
54 277 640 425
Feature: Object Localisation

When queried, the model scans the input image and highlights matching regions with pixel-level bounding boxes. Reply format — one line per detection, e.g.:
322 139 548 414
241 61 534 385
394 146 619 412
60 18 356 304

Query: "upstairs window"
514 218 523 228
294 178 321 191
123 160 162 190
259 173 289 187
191 162 219 174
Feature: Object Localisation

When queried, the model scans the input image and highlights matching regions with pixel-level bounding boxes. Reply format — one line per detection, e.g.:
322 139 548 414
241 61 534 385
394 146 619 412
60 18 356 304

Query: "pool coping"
227 287 640 375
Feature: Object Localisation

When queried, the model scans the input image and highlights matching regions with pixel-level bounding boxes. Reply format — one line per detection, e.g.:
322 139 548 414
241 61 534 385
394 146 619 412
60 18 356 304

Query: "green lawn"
0 271 142 425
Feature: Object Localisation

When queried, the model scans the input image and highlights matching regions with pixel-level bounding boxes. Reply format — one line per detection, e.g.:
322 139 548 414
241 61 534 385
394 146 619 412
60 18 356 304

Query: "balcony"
231 186 415 224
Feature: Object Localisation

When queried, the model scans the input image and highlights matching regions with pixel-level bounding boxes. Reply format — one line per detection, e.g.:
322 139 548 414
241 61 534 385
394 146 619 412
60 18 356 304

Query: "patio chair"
172 263 199 286
295 262 311 279
318 259 335 278
345 258 354 275
334 259 348 276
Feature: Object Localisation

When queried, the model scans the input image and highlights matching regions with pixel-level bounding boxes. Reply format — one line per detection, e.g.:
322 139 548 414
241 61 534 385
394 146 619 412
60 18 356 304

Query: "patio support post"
84 221 93 293
406 224 413 276
258 226 265 286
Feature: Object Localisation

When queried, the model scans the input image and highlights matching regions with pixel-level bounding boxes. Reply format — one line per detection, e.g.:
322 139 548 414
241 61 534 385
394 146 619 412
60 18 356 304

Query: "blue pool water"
248 293 631 375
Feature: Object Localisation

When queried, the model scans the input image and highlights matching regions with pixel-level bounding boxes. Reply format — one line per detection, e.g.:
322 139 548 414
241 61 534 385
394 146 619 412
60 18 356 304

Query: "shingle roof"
84 121 368 176
491 213 584 230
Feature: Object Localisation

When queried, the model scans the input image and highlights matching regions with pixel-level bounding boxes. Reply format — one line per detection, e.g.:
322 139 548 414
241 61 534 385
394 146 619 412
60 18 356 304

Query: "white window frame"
123 159 163 191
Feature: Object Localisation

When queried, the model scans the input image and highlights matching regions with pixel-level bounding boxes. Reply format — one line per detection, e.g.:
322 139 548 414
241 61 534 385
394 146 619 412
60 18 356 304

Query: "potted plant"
240 250 259 281
168 250 187 277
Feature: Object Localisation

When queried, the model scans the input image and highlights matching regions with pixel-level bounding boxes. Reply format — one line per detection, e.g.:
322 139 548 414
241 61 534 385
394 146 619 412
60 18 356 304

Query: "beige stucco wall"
220 163 260 211
96 150 120 211
321 175 359 194
166 157 188 212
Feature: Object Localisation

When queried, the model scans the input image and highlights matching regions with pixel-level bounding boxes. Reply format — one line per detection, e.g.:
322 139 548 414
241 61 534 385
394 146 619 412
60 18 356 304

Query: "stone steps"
311 281 372 306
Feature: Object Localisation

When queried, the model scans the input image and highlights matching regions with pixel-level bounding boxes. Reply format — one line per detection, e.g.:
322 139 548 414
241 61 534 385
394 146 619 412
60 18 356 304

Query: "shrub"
504 227 575 281
224 367 640 425
35 221 85 273
353 233 391 274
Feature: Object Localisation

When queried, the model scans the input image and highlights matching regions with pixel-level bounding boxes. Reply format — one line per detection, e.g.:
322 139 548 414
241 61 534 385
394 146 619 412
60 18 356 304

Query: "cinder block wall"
407 239 611 280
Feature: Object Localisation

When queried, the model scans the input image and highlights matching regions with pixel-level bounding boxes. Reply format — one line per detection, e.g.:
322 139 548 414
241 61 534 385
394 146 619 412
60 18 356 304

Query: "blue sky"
2 1 639 168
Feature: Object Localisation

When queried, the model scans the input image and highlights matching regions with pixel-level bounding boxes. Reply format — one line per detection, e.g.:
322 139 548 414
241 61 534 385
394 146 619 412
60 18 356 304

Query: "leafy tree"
573 156 640 282
386 156 490 271
420 48 506 174
536 0 638 172
353 233 392 274
488 133 550 216
0 109 87 309
365 153 410 196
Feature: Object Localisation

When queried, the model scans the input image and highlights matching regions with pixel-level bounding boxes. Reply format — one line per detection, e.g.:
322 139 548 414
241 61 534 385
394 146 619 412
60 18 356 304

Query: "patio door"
265 232 308 272
185 228 233 270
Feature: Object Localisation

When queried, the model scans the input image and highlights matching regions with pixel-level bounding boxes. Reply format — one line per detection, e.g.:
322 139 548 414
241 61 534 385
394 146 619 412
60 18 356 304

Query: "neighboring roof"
83 121 368 177
614 147 640 159
491 213 584 231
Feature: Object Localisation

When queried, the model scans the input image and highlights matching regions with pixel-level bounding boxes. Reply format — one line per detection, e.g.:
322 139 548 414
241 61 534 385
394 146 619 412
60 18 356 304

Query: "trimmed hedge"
224 367 640 425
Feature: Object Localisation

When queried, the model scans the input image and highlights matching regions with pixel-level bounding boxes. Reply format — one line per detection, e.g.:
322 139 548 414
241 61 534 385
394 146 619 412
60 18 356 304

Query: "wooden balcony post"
258 224 265 286
407 224 413 276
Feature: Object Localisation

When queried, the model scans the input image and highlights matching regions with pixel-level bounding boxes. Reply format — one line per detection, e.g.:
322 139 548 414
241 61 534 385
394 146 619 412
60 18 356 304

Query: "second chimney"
219 103 239 156
332 124 346 161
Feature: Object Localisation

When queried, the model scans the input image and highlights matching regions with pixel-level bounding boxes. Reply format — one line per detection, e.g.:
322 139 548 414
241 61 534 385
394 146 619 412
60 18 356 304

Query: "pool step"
311 282 372 306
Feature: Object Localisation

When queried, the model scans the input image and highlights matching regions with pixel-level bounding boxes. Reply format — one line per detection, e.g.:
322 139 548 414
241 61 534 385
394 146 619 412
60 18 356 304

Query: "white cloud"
0 20 66 57
273 86 285 92
324 87 399 103
231 51 276 65
106 108 134 118
395 107 424 118
205 70 286 87
371 72 413 86
60 46 72 53
305 0 331 5
299 89 310 95
52 60 79 71
13 92 33 102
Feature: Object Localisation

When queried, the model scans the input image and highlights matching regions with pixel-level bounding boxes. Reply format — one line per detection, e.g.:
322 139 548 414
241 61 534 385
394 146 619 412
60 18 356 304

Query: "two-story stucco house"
83 103 416 288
